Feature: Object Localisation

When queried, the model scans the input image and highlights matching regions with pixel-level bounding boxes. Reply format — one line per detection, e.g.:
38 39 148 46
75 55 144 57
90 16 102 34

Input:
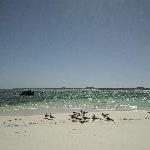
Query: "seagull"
105 116 114 121
73 112 80 116
79 119 88 124
45 112 49 118
69 114 82 122
69 114 76 119
102 113 109 118
83 116 90 120
92 115 99 121
73 111 77 114
49 113 55 119
81 110 88 115
76 117 82 121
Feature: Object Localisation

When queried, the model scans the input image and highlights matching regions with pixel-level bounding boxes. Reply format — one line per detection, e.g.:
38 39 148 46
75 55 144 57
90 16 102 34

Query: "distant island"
19 90 34 96
12 87 148 90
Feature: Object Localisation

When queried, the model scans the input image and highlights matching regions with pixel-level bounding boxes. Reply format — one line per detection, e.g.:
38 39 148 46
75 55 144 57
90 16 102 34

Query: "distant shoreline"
1 87 149 90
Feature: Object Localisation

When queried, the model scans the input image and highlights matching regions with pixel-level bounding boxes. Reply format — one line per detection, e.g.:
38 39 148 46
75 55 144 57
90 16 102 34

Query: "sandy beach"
0 111 150 150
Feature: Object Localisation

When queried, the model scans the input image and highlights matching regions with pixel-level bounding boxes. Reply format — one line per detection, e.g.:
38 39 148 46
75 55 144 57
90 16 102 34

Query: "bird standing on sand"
81 110 88 116
79 119 88 124
105 116 114 121
92 115 99 121
83 116 90 121
102 113 114 121
69 113 80 122
49 113 55 119
102 113 109 118
73 112 80 116
69 114 75 119
45 112 49 118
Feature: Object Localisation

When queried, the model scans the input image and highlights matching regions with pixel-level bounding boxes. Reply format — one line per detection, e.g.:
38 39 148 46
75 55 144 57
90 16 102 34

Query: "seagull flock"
69 110 114 124
44 110 114 123
44 112 55 120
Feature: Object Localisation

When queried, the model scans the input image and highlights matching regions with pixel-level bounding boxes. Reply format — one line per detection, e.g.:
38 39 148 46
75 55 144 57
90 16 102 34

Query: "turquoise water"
0 88 150 111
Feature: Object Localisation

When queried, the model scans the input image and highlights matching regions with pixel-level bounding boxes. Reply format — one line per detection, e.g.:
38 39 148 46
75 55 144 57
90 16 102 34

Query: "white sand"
0 111 150 150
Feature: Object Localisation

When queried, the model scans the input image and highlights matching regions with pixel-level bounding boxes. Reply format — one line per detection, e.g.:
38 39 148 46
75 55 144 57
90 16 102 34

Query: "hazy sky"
0 0 150 88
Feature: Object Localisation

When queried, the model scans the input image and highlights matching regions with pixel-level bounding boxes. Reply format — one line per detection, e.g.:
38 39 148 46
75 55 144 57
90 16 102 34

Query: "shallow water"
0 88 150 113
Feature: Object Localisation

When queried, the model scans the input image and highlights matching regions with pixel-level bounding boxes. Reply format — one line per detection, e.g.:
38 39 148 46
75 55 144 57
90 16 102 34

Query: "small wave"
129 105 137 109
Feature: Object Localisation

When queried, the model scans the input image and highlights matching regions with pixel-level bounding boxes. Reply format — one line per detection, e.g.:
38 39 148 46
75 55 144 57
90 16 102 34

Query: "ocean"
0 88 150 114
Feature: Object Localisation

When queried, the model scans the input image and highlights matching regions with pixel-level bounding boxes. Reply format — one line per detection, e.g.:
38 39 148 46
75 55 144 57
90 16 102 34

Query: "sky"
0 0 150 88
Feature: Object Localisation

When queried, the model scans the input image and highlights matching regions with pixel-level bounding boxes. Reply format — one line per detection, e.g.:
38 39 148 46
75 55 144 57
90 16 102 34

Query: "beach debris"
122 117 139 121
15 131 20 134
145 116 150 119
72 128 77 130
28 122 37 125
